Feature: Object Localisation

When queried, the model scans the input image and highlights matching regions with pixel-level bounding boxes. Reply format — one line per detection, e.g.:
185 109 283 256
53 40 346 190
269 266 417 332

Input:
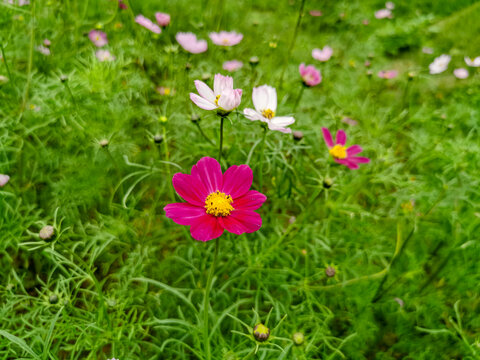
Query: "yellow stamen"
329 144 347 159
215 94 221 106
205 190 234 217
222 39 230 45
261 109 275 119
164 88 171 95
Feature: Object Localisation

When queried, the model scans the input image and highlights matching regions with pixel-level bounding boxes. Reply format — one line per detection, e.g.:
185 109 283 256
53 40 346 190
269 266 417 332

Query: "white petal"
268 123 292 133
270 116 295 127
217 89 236 111
190 93 217 110
214 74 233 95
266 85 277 112
194 80 215 103
243 108 264 121
252 85 269 112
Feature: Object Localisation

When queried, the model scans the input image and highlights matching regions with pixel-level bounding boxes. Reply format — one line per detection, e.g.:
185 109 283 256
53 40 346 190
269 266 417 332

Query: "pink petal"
218 210 262 235
190 93 217 110
335 158 359 169
350 156 370 164
164 203 206 225
232 190 266 211
346 145 363 156
172 173 208 206
335 129 347 145
194 80 216 103
222 164 253 199
191 157 223 194
321 127 334 148
190 215 224 241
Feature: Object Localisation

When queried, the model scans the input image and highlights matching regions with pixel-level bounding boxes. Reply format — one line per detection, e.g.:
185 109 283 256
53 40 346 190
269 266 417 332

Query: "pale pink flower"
118 0 127 9
36 45 50 56
135 15 161 34
43 39 51 47
176 32 208 54
0 174 10 187
299 63 322 87
464 56 480 67
155 12 170 27
223 60 243 72
209 31 243 47
422 47 434 54
385 1 395 10
375 9 392 19
378 70 398 79
309 10 323 16
453 68 469 79
88 30 108 47
190 74 242 113
312 46 333 62
342 117 358 126
244 85 295 134
362 19 370 25
96 49 115 62
429 54 450 74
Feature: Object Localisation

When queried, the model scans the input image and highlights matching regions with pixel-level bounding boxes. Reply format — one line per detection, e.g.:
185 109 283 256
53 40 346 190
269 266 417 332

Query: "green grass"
1 0 480 359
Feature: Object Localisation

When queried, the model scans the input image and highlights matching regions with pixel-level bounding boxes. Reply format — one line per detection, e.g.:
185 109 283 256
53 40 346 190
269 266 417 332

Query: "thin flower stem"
218 116 225 162
162 126 176 202
195 122 214 145
278 0 306 88
293 85 305 112
258 125 267 191
0 44 16 93
203 238 220 360
20 0 36 115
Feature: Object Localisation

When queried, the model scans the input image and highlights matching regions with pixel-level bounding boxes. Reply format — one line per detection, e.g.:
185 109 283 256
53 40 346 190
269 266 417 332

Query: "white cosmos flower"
464 56 480 67
429 54 450 74
243 85 295 134
190 74 242 113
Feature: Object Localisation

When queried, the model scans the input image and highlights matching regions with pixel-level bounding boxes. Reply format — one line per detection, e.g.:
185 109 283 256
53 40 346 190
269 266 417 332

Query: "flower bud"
253 323 270 342
99 139 109 148
49 294 59 304
249 56 259 66
39 225 55 241
191 113 201 123
323 177 333 189
153 134 163 144
0 174 10 187
185 62 192 70
201 73 211 81
292 131 304 141
159 116 168 123
325 266 336 278
60 74 68 83
293 332 304 345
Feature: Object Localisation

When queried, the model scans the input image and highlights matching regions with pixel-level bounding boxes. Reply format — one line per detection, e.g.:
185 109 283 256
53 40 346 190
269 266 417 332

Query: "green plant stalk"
203 238 220 360
218 115 225 162
195 121 214 145
293 85 305 112
162 126 176 201
0 44 16 93
258 125 267 191
20 0 36 115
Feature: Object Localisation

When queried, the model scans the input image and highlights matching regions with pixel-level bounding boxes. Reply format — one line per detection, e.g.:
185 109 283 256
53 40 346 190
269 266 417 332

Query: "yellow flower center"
205 191 234 217
222 38 230 45
164 88 171 95
329 144 347 159
215 94 221 106
254 323 269 335
95 36 100 41
261 109 275 119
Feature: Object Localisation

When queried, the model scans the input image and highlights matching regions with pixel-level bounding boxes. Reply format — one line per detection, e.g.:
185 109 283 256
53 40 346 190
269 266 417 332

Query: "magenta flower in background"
464 56 480 67
164 157 266 241
453 68 469 79
155 12 170 27
190 74 242 113
322 128 370 170
309 10 323 17
176 32 208 54
135 15 161 34
88 30 108 47
209 31 243 46
0 174 10 187
299 63 322 87
378 70 398 79
118 0 127 9
96 49 115 62
429 54 450 74
223 60 243 72
244 85 295 134
312 46 333 62
385 1 395 10
375 9 392 19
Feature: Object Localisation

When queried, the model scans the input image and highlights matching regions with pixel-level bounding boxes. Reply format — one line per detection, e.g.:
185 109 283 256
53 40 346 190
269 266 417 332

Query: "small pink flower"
342 117 358 126
375 9 392 19
465 56 480 67
385 1 395 10
155 12 170 27
312 46 333 62
118 0 127 9
43 39 51 47
164 157 266 241
244 85 295 134
209 31 243 46
422 47 434 54
88 30 108 47
223 60 243 72
0 174 10 187
362 19 370 25
322 128 370 170
36 45 50 56
135 15 161 34
190 74 242 113
176 32 208 54
96 49 115 62
299 63 322 87
309 10 323 16
453 68 469 79
378 70 398 79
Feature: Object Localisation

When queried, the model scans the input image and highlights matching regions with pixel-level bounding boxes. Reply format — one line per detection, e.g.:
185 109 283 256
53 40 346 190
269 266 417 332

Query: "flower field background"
1 0 480 359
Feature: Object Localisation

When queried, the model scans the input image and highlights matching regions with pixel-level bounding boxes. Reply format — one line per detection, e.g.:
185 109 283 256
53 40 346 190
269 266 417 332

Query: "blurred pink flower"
312 46 333 62
362 19 370 25
96 49 115 62
422 47 434 54
118 0 127 9
342 117 358 126
299 63 322 87
0 174 10 187
88 30 108 47
43 39 51 46
322 128 370 170
223 60 243 72
244 85 295 134
190 74 242 113
176 32 208 54
156 86 175 96
465 56 480 67
309 10 323 16
375 9 392 19
378 70 398 79
429 54 450 74
209 31 243 46
36 45 50 56
453 68 469 79
135 15 161 34
385 1 395 10
155 12 170 27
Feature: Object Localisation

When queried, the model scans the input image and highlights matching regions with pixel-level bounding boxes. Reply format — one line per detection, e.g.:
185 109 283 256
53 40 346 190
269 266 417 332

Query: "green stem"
293 85 305 112
195 121 214 145
20 0 36 114
0 44 16 93
162 126 176 201
259 126 267 191
203 238 220 360
218 116 225 162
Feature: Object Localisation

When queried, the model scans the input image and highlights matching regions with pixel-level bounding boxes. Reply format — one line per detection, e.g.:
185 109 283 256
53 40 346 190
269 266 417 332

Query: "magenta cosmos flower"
135 15 161 34
155 12 170 27
244 85 295 133
164 157 266 241
190 74 242 113
88 30 108 47
223 60 243 72
176 32 208 54
209 31 243 46
299 63 322 87
312 46 333 62
322 128 370 170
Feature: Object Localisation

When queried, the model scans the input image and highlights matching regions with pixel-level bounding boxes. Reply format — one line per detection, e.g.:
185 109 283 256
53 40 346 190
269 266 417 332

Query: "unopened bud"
185 62 192 70
293 332 304 345
292 131 303 141
49 294 59 304
153 134 163 144
99 139 109 148
60 74 68 83
191 113 200 123
253 323 270 342
39 225 55 241
325 266 336 278
249 56 259 66
201 73 211 81
323 177 333 189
